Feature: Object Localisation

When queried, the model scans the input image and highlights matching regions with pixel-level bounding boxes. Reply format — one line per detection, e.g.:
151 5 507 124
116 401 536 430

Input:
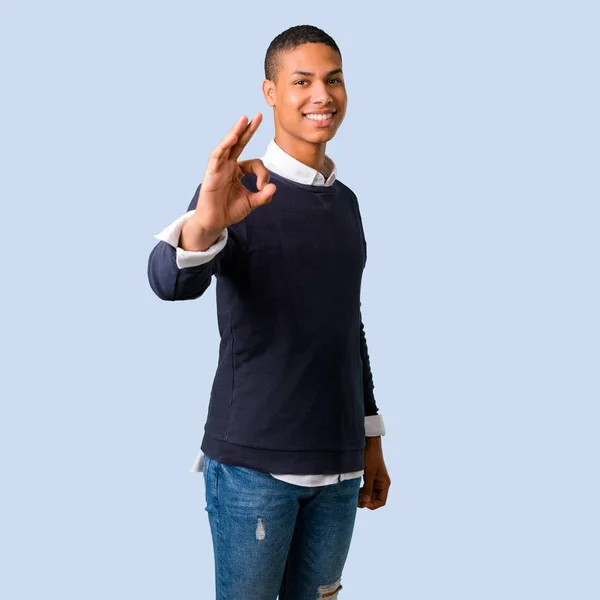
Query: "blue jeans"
203 454 361 599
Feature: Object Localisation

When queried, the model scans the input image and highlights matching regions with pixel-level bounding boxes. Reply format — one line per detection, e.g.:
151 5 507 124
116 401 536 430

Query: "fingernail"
360 495 370 502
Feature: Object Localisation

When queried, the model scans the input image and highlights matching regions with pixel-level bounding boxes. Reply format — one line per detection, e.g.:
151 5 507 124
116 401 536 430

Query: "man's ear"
262 79 276 107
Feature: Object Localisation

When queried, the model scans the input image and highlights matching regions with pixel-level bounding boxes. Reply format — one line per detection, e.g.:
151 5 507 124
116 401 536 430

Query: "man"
148 24 391 600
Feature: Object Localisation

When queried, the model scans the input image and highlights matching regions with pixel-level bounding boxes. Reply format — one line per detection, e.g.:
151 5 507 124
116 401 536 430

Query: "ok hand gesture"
181 113 276 251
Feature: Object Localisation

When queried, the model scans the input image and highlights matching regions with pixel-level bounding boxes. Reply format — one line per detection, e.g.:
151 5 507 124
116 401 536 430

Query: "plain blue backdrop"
1 1 598 598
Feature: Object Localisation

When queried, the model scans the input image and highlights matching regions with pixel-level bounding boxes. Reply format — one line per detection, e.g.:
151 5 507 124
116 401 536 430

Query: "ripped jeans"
202 454 361 600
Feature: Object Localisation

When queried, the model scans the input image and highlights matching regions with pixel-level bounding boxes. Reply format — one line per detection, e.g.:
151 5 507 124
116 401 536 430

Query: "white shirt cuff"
365 414 386 436
154 210 228 269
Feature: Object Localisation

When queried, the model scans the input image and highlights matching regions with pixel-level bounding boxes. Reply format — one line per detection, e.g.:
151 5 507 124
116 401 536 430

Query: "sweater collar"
261 140 337 187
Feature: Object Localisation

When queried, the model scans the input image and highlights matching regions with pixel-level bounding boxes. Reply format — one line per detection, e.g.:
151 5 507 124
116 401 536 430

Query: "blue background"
1 1 598 598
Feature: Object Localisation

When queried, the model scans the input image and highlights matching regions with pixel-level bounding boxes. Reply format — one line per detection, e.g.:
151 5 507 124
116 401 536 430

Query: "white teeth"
305 112 333 121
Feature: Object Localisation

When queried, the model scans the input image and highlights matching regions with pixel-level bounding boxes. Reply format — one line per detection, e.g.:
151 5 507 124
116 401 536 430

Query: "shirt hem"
201 433 365 474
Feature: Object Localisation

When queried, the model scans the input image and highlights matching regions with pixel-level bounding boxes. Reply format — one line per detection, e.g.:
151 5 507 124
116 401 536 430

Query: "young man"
148 25 391 600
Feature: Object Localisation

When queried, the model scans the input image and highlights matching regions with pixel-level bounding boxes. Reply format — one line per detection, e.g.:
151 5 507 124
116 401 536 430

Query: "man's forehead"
279 43 342 74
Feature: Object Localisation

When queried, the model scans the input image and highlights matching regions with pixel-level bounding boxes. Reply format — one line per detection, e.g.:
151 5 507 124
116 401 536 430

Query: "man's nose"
311 82 333 104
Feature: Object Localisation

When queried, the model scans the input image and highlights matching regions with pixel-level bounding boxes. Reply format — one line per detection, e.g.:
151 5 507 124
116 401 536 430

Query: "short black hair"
264 25 342 82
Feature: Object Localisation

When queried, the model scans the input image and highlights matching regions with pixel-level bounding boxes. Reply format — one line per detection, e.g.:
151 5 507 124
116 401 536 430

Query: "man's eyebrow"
290 68 343 77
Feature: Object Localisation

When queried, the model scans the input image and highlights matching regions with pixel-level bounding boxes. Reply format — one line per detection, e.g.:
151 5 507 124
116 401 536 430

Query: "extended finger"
229 112 263 161
207 116 249 172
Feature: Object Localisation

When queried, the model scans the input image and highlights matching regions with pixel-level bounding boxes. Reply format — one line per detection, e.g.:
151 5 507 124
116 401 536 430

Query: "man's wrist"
365 435 382 447
180 217 224 252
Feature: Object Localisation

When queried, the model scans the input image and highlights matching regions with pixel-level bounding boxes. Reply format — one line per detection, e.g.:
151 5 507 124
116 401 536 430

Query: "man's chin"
281 124 339 145
302 127 338 144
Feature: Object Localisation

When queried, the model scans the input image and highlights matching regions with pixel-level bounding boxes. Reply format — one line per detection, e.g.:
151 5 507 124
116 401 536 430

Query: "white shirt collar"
261 139 337 187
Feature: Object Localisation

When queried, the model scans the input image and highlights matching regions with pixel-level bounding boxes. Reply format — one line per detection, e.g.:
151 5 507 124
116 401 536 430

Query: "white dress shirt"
155 139 386 486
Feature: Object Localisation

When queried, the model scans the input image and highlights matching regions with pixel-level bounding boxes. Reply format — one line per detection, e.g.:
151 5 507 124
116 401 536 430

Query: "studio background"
1 1 598 598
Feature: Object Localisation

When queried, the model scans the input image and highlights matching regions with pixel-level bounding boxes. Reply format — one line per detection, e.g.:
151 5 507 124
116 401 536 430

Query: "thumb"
359 473 374 503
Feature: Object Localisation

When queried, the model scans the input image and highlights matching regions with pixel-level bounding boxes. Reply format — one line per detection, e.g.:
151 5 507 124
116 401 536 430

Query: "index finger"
207 115 250 172
229 112 263 161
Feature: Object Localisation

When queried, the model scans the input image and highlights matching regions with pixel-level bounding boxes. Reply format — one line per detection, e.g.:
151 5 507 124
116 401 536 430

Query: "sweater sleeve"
350 189 380 417
147 183 246 301
154 210 229 269
360 314 380 416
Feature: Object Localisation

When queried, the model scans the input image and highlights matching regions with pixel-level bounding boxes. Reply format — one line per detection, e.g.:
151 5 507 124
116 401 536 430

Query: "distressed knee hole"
255 518 266 541
317 578 342 598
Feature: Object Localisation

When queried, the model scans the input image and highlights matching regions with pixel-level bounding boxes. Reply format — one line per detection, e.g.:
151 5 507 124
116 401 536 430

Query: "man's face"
263 42 347 146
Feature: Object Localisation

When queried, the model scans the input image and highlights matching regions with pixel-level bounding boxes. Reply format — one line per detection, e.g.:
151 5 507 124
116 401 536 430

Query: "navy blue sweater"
148 171 379 474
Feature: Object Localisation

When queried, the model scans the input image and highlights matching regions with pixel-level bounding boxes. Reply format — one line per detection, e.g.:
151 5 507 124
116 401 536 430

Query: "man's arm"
361 315 387 437
147 184 241 301
360 314 379 417
147 113 276 301
358 313 391 509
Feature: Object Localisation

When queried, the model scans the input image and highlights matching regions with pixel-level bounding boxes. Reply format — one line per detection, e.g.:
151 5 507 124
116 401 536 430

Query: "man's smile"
303 109 337 126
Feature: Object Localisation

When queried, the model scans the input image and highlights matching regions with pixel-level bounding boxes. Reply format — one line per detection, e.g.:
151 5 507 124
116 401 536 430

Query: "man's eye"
295 80 308 85
329 78 342 84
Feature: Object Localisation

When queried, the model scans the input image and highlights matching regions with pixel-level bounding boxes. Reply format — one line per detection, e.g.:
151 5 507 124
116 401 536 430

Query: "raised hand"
181 113 277 251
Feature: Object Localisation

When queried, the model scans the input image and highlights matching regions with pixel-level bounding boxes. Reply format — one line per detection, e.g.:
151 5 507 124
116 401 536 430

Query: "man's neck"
273 133 327 174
